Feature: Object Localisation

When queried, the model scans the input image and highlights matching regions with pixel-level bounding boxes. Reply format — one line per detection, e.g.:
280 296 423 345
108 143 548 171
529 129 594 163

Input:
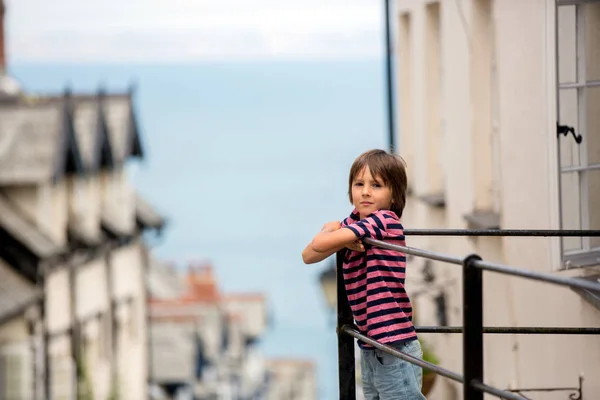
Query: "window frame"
0 343 32 399
556 0 600 267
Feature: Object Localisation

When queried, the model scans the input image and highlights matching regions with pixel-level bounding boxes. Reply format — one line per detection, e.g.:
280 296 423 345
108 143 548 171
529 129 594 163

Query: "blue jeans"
360 339 427 400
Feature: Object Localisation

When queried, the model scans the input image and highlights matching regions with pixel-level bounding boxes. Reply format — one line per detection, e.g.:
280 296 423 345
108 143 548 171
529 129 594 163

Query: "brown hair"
348 149 408 217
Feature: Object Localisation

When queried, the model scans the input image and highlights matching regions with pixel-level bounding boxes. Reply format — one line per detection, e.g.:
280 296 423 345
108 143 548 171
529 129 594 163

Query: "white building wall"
45 267 77 400
75 257 111 400
111 242 149 400
265 360 316 400
393 0 600 398
46 268 72 334
67 175 103 241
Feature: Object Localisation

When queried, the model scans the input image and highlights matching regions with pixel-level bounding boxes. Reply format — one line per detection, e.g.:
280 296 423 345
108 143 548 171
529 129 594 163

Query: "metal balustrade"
335 229 600 400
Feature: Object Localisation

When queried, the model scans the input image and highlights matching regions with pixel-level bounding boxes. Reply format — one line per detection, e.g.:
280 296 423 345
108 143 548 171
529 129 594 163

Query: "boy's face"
351 166 393 219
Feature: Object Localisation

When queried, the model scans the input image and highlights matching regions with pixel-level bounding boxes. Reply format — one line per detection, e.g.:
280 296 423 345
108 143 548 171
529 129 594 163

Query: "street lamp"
318 260 337 313
384 0 395 153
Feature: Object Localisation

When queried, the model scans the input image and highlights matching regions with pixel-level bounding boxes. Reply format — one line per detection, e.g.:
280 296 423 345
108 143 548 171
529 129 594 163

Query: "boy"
302 149 425 400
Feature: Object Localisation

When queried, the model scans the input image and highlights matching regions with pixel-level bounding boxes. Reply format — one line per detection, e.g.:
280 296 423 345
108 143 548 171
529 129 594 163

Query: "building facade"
265 359 317 400
149 264 272 400
0 10 165 397
0 83 165 400
392 0 600 398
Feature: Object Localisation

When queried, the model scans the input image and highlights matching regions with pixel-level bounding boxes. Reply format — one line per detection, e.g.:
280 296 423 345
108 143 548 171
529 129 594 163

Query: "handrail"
404 228 600 236
342 326 527 400
335 229 600 400
413 326 600 334
362 237 600 293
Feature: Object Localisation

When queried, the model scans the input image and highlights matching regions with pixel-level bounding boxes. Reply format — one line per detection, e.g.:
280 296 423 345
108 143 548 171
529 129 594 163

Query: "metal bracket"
557 122 583 144
507 375 583 400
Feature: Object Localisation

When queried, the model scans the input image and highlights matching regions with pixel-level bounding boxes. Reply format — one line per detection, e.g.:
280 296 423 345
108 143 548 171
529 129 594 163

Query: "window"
557 1 600 266
464 0 502 229
50 353 75 400
472 0 500 211
0 343 32 400
424 2 444 199
398 13 415 187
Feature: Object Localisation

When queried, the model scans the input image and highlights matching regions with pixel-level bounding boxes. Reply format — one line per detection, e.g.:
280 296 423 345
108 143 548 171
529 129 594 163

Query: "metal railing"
335 229 600 400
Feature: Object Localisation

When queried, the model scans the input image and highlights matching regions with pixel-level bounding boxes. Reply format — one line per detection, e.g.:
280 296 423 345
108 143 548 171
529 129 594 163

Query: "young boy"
302 149 425 400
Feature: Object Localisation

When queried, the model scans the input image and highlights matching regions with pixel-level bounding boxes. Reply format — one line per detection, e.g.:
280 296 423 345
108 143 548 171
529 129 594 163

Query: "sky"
7 0 384 63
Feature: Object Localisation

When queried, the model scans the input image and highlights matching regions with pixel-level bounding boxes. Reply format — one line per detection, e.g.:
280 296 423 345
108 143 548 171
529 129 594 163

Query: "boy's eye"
373 183 381 188
354 182 363 187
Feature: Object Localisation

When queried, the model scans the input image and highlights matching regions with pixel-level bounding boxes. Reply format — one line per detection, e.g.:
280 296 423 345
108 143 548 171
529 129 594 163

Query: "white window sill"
563 250 600 269
417 192 446 208
463 211 500 230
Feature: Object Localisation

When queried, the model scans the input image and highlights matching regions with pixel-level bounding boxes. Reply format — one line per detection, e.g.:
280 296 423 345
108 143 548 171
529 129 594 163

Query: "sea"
13 60 388 399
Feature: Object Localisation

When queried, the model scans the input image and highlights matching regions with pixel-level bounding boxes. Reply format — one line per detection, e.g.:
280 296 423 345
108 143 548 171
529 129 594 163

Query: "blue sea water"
13 61 387 399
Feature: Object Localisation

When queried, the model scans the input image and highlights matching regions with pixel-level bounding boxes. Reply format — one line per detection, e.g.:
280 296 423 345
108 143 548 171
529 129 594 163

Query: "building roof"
67 221 103 248
0 88 144 185
71 96 111 171
103 94 136 165
101 206 135 238
135 192 166 230
0 100 83 184
0 258 42 324
184 264 221 303
100 90 144 165
221 293 266 302
0 192 64 259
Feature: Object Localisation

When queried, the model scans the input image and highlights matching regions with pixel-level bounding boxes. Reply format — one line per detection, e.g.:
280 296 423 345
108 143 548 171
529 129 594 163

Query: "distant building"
265 359 317 400
148 264 271 400
0 2 165 399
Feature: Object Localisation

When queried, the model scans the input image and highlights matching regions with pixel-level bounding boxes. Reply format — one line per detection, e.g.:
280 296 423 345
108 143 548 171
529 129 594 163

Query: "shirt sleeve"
344 211 388 240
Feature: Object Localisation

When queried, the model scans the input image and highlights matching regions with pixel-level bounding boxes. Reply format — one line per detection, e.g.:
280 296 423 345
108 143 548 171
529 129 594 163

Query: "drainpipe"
384 0 396 153
28 292 45 400
141 240 153 399
38 262 50 400
42 303 49 400
106 247 118 397
68 262 81 400
0 0 6 72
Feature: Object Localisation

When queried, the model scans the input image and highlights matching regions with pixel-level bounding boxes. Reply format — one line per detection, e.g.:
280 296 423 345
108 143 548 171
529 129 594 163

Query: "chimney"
0 0 5 72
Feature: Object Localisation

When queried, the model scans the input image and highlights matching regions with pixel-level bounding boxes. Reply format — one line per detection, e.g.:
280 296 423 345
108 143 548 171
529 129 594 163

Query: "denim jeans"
360 339 427 400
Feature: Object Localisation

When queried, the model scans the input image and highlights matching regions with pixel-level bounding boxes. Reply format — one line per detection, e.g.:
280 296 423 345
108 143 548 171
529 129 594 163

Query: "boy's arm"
311 227 358 253
302 224 359 264
301 245 337 264
302 221 358 264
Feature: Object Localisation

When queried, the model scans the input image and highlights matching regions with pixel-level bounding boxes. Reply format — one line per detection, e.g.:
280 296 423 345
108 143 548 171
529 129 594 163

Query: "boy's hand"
346 240 365 252
321 221 341 232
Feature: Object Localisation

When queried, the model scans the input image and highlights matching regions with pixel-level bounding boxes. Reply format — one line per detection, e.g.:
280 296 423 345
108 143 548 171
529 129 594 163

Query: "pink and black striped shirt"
341 209 417 348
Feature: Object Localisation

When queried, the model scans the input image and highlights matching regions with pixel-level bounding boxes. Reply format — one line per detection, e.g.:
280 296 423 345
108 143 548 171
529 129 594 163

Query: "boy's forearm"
311 228 357 253
302 223 358 264
302 244 336 264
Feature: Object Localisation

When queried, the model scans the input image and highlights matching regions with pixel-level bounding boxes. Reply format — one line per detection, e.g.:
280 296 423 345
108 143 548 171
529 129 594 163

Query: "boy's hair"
348 149 408 217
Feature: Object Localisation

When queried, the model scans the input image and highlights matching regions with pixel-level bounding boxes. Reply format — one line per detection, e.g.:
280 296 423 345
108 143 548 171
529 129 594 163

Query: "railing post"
463 254 483 400
336 250 356 400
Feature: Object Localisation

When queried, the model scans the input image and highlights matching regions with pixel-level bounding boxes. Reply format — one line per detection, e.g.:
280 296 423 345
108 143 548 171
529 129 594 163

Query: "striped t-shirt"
341 209 417 349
